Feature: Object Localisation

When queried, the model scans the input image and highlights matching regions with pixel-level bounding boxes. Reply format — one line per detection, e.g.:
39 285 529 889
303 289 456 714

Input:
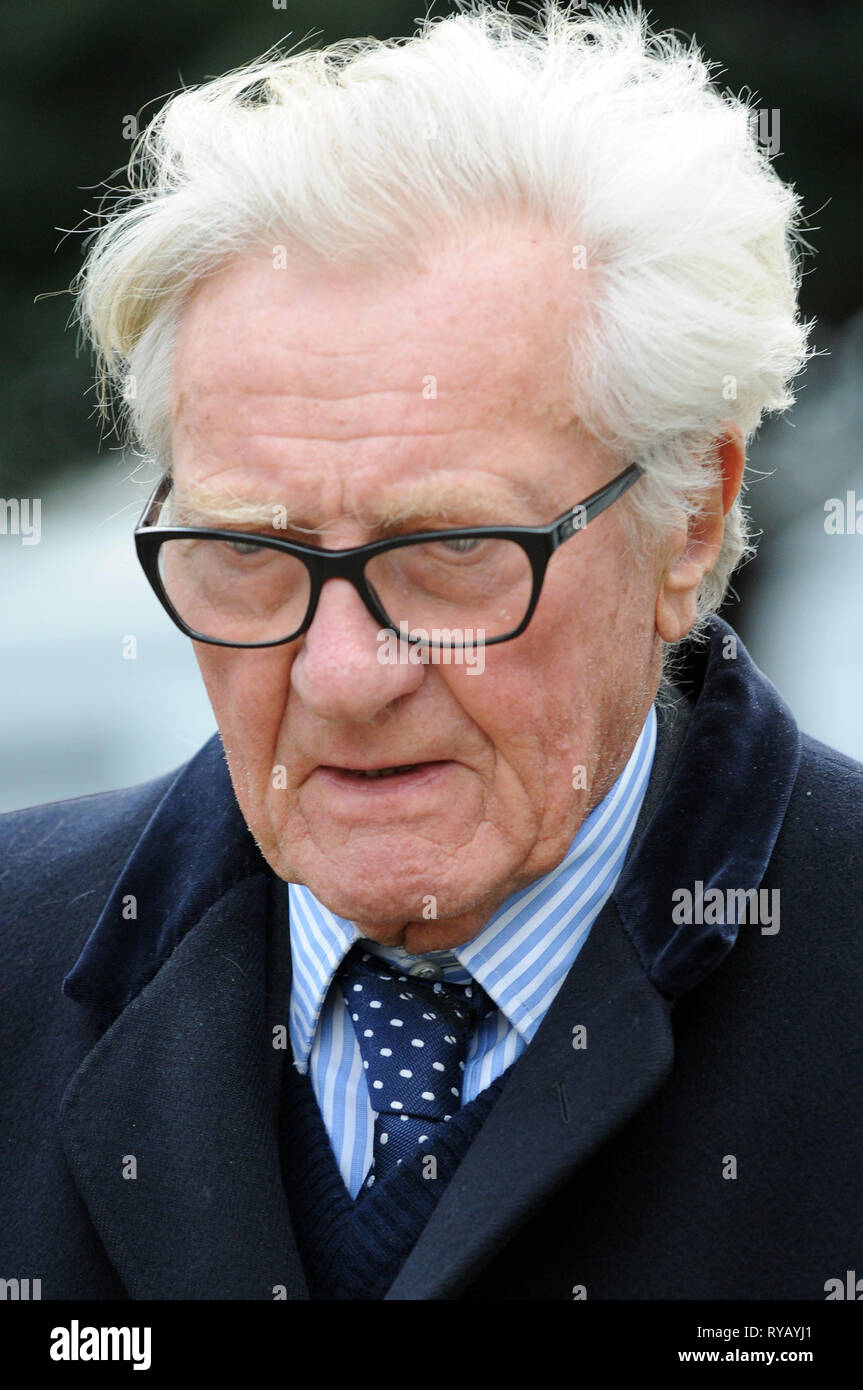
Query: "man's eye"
440 536 481 554
224 538 264 556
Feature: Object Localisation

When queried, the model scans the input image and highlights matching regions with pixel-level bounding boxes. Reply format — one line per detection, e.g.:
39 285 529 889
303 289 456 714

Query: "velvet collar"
64 615 801 1022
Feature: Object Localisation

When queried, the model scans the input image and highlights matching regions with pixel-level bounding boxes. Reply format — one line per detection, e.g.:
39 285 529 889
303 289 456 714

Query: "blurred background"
2 0 861 812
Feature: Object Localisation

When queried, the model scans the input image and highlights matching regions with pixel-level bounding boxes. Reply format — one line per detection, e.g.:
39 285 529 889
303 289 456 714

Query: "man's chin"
303 884 444 931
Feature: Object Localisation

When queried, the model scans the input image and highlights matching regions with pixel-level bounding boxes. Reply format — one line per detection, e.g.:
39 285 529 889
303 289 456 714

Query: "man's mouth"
306 760 456 814
314 760 451 787
346 764 419 779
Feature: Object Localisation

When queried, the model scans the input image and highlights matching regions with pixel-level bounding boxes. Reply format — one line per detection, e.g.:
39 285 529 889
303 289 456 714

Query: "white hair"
73 0 815 631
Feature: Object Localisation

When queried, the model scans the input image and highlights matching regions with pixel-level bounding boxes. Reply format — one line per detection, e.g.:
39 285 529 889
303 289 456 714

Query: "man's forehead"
170 231 590 429
170 470 546 532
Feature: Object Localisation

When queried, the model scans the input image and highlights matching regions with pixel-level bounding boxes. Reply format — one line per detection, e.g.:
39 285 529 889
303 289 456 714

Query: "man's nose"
289 577 425 722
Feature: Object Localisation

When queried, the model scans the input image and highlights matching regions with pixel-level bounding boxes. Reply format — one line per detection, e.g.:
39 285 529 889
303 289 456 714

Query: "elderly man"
2 3 861 1303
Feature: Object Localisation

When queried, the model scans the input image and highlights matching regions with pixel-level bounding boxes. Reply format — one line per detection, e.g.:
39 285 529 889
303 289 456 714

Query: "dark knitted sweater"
278 1057 512 1300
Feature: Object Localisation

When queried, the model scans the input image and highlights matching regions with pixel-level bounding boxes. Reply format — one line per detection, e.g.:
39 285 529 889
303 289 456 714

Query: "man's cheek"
222 679 285 753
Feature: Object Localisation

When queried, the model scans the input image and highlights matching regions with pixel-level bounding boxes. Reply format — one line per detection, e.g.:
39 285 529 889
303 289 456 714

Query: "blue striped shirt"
286 705 657 1197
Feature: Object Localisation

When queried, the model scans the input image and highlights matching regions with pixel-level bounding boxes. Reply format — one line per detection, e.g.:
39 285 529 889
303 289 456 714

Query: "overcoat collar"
60 616 800 1299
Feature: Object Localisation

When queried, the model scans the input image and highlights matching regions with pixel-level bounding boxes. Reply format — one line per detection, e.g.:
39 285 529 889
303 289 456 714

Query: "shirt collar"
285 704 656 1069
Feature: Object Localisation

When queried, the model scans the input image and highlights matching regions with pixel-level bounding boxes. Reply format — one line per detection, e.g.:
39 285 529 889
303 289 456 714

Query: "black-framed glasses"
134 462 643 650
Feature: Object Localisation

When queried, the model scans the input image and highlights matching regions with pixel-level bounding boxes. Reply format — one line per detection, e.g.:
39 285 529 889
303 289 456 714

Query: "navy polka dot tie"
336 946 497 1194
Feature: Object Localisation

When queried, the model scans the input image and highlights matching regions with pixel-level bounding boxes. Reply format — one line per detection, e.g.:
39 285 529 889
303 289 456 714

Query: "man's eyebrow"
169 475 545 535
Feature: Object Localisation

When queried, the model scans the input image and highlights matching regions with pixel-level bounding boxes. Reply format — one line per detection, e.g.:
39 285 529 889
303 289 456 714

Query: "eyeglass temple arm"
549 462 644 549
135 474 173 529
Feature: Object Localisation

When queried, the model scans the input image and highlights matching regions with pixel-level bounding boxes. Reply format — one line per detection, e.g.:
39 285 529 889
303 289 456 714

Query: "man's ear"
655 425 746 644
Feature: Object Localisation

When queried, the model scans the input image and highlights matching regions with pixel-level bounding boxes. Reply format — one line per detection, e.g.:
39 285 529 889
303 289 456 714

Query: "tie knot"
337 946 493 1036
